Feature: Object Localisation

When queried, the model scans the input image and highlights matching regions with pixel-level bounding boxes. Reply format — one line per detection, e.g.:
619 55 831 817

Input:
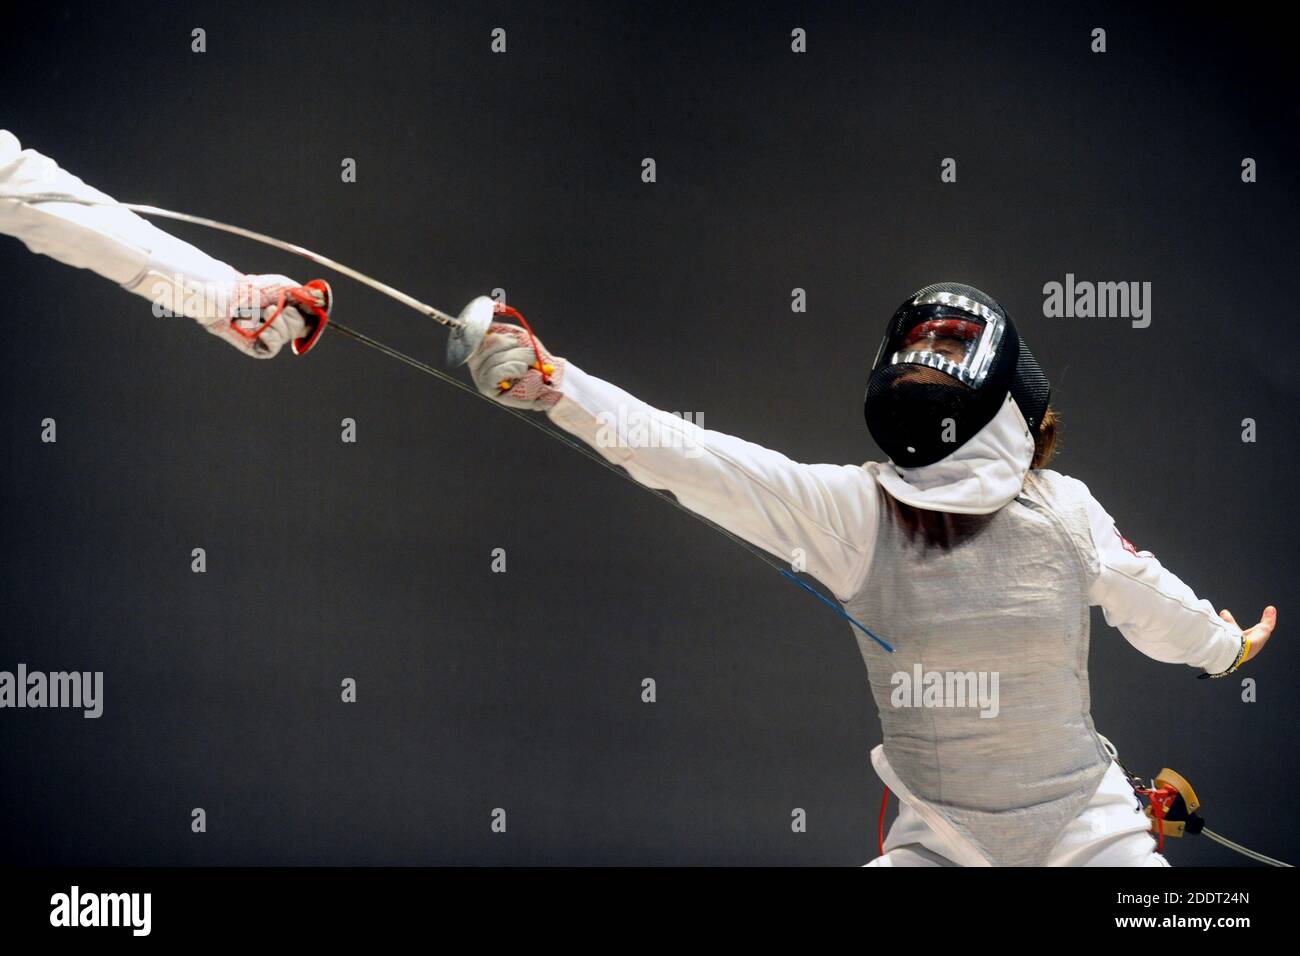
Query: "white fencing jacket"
548 367 1242 865
549 363 1243 675
0 130 240 322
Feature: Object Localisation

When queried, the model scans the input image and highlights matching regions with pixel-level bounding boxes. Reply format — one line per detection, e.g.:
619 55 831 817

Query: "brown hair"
1031 406 1058 470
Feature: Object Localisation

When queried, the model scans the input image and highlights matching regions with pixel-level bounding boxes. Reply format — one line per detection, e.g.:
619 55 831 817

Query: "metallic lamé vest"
844 469 1111 866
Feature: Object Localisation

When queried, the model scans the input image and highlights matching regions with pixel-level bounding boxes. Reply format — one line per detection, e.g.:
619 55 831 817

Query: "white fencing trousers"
864 747 1170 867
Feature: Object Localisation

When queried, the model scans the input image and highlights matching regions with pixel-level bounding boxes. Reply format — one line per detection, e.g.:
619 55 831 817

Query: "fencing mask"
863 283 1051 468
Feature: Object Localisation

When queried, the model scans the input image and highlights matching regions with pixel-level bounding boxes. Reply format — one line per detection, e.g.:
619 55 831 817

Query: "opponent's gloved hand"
211 273 313 358
467 322 567 409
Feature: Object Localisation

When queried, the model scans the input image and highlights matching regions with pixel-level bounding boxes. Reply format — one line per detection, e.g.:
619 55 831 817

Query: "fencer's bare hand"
1219 606 1276 663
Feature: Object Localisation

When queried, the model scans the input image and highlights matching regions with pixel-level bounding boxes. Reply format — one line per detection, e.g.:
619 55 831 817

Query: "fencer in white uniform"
468 288 1274 866
0 132 1275 866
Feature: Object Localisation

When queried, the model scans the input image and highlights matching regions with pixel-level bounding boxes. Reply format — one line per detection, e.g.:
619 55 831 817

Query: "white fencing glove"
467 322 566 409
209 273 314 358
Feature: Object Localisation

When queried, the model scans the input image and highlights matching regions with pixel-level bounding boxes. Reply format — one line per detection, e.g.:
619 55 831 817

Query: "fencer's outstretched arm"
0 130 308 358
1080 483 1261 675
550 363 881 599
466 323 879 599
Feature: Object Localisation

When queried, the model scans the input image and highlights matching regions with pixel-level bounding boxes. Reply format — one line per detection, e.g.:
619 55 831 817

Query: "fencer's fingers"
261 304 306 353
278 303 308 333
476 323 527 351
475 345 537 379
1251 606 1277 639
1240 607 1276 662
472 359 533 396
485 322 548 356
481 335 531 360
466 331 525 369
1219 609 1238 626
472 357 533 397
488 357 533 384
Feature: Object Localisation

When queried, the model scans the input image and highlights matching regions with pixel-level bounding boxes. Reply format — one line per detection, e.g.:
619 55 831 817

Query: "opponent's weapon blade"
0 193 493 367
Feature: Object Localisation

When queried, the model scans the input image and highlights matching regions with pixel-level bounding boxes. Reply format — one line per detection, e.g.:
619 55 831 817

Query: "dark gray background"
1 1 1295 865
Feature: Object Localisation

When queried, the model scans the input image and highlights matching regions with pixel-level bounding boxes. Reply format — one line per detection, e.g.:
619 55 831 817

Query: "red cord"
228 290 285 343
1136 784 1176 853
228 280 330 355
493 303 552 384
878 786 890 859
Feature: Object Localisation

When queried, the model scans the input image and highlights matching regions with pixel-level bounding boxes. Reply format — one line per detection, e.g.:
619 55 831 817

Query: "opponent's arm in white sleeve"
465 322 880 600
0 129 308 358
1082 488 1246 675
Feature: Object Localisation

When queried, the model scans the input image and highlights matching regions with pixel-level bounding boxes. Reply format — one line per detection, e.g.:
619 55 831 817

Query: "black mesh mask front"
864 283 1049 468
